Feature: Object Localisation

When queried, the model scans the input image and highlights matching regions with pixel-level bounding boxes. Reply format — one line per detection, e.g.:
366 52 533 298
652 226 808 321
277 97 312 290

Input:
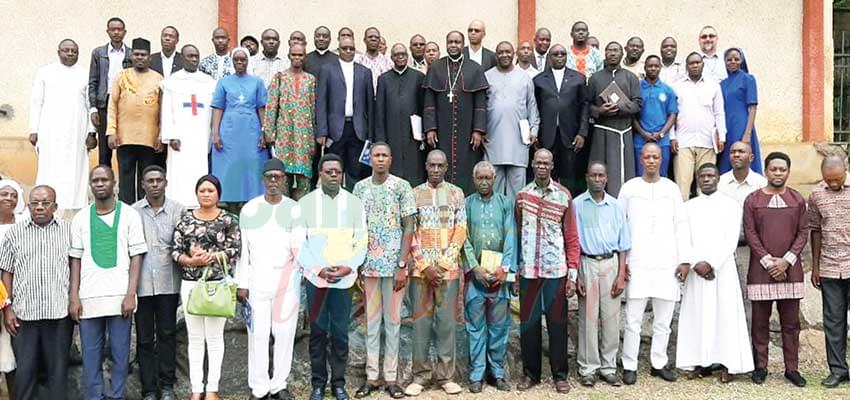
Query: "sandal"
355 382 380 398
386 383 405 399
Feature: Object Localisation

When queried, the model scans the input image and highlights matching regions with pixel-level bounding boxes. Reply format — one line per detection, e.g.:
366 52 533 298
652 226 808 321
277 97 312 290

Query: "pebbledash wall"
0 0 832 187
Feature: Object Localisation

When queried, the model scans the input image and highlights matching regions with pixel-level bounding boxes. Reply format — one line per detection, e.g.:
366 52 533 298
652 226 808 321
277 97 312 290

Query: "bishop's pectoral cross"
447 90 455 103
182 94 205 116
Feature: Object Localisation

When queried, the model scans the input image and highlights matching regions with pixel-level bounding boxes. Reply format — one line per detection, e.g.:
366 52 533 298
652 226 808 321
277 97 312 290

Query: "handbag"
187 252 237 318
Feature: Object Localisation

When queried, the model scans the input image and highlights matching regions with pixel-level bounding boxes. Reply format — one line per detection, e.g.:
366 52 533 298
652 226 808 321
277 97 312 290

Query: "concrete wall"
238 0 517 58
537 0 804 144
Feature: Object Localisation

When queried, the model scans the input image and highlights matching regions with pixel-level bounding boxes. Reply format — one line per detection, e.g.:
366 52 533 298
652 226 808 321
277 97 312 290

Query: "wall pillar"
803 0 828 142
218 0 238 47
517 0 535 42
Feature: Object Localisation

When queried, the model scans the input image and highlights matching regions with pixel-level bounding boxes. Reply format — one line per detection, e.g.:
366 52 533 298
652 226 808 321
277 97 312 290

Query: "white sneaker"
442 381 463 395
404 383 424 396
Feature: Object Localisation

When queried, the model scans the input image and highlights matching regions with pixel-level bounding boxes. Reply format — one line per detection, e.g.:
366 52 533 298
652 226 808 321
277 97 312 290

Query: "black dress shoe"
355 383 379 398
784 370 807 387
623 370 637 385
274 388 294 400
493 378 511 391
600 373 622 386
579 374 596 387
469 381 483 393
650 367 678 382
309 387 325 400
752 368 768 384
822 373 850 388
333 386 351 400
516 375 540 391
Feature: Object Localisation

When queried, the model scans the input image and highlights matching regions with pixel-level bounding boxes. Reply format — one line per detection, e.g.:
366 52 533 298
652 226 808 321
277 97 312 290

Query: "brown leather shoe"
554 380 571 393
719 368 732 384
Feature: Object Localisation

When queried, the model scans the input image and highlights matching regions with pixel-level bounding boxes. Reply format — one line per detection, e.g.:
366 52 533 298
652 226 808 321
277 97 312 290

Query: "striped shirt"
133 197 185 296
0 218 71 321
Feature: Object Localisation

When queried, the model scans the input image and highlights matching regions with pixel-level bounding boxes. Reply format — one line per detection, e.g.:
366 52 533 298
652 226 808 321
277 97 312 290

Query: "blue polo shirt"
636 79 678 147
573 191 631 256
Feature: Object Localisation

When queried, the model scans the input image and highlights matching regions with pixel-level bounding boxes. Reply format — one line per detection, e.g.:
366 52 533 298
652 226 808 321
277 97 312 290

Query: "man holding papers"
461 160 516 393
484 41 539 198
375 43 427 186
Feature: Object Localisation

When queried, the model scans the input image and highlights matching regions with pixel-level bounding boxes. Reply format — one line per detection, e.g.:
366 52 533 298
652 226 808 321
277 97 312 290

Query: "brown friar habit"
375 67 427 186
422 56 489 194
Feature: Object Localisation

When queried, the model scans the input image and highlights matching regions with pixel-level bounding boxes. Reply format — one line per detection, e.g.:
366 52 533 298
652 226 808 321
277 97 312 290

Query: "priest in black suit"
463 20 497 71
423 30 489 194
532 44 590 195
375 43 426 186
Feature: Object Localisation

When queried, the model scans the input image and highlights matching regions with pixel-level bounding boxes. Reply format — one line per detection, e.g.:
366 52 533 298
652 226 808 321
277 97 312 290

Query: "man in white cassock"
29 39 97 216
677 163 753 382
236 158 304 400
617 143 690 385
159 44 215 208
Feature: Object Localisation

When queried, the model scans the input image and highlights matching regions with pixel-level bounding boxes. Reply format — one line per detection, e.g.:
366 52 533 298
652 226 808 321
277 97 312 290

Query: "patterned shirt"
354 52 393 92
567 45 604 78
515 180 580 279
808 182 850 279
411 181 467 280
133 197 185 296
354 175 417 277
262 71 317 177
199 54 232 80
462 193 516 272
171 209 241 281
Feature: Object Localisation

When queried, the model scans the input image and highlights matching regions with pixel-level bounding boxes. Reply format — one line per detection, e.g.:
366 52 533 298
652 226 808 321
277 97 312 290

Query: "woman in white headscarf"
209 47 270 208
0 179 24 396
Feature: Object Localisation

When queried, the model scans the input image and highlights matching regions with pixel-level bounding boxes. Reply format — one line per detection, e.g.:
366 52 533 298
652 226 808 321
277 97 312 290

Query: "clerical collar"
552 67 565 72
448 54 464 63
394 65 408 75
316 48 329 55
339 58 354 66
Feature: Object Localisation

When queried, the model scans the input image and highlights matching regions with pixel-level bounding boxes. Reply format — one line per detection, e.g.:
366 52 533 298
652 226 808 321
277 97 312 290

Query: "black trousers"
519 277 569 382
306 281 352 389
327 121 370 190
13 317 72 400
529 131 588 196
135 294 179 396
822 278 850 377
96 107 112 167
117 144 157 203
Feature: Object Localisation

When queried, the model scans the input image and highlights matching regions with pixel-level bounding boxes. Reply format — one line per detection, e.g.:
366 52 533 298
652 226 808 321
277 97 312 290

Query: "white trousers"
494 165 526 199
181 280 227 393
248 284 301 397
621 297 675 371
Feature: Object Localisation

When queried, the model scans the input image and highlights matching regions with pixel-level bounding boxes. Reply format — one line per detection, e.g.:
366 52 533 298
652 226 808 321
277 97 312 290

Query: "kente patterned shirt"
411 181 467 280
353 175 417 277
262 70 317 178
515 180 580 279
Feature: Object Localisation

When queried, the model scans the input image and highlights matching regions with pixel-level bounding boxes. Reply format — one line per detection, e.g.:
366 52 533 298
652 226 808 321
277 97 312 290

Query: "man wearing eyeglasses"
354 27 393 92
698 26 727 82
464 20 497 71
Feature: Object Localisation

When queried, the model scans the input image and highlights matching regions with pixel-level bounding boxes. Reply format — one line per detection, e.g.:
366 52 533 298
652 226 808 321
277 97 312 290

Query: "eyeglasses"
263 173 285 181
29 200 55 208
339 46 355 52
700 34 717 39
391 52 407 58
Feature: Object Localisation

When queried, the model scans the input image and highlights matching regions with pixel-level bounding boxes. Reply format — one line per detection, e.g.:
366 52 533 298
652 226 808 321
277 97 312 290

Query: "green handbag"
187 252 237 318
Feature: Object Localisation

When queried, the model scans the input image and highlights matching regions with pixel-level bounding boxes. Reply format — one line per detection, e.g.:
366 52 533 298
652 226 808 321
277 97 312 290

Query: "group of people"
8 13 849 400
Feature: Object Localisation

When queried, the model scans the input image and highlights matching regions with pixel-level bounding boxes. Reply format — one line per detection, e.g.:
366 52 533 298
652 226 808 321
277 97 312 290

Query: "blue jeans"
634 143 671 177
80 315 132 400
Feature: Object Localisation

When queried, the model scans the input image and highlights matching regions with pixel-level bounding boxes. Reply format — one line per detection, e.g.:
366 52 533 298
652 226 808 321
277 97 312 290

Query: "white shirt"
161 51 176 79
520 64 539 79
107 44 127 93
701 52 728 83
469 46 483 65
671 76 727 150
340 59 355 117
552 67 565 92
718 169 767 206
660 61 684 84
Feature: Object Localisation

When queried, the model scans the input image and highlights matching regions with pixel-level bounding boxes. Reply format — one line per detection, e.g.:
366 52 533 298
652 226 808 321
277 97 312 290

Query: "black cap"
263 158 285 173
132 37 151 52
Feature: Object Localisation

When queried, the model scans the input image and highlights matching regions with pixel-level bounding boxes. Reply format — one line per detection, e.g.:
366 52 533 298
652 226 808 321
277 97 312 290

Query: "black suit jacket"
150 52 184 76
316 61 374 142
463 46 497 71
533 67 590 150
88 43 130 109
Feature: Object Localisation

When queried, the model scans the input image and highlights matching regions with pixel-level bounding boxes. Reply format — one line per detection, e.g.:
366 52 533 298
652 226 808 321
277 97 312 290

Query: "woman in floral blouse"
172 175 241 400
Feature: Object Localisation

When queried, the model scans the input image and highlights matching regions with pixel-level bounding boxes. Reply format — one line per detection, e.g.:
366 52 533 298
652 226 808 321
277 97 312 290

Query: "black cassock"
422 57 489 194
375 67 427 187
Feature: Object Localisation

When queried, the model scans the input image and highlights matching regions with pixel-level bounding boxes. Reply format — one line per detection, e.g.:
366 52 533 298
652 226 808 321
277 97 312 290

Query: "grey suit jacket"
88 43 130 109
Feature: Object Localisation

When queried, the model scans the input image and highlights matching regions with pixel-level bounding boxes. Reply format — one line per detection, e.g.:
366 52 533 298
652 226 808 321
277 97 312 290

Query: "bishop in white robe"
676 166 753 377
160 49 216 208
29 40 95 212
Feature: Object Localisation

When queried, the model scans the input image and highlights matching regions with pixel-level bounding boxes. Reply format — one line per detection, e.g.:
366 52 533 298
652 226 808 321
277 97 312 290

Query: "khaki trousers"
674 146 715 201
577 256 622 377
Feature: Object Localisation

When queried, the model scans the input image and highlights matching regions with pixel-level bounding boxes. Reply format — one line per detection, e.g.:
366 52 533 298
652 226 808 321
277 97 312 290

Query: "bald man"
199 27 232 80
532 28 551 70
464 20 497 70
516 40 540 78
809 155 850 388
408 34 428 72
